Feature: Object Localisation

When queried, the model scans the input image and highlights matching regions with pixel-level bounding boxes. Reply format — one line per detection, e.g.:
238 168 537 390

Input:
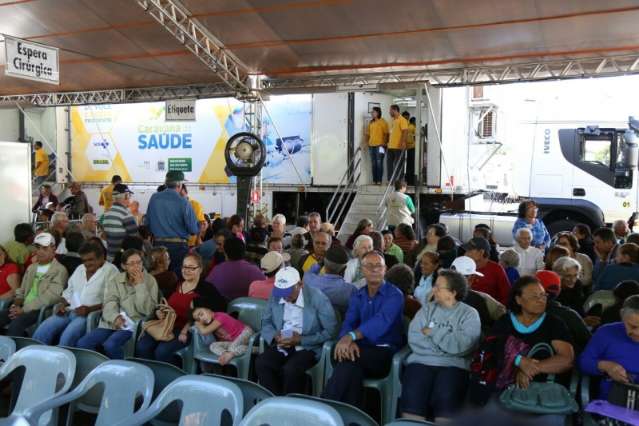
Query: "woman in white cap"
248 251 286 300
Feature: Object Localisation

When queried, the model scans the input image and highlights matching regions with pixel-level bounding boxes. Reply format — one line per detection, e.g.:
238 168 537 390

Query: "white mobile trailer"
437 76 639 245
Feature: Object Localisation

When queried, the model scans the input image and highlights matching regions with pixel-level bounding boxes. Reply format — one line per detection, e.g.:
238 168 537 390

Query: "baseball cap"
463 237 491 254
536 270 561 296
290 226 308 237
324 245 349 265
33 232 55 247
112 183 133 195
261 251 286 274
166 170 187 183
450 256 484 277
272 266 301 299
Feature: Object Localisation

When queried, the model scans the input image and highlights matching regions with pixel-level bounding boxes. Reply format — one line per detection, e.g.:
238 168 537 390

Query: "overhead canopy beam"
264 52 639 92
5 52 639 106
0 83 233 107
136 0 252 94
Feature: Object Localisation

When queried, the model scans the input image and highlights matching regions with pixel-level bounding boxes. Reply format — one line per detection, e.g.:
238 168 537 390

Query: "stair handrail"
326 147 362 225
374 149 407 230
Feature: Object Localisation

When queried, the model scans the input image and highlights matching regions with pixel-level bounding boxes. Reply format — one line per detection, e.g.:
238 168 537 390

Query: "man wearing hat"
0 233 67 336
103 183 138 262
536 270 591 353
248 251 287 300
463 237 511 305
256 266 338 396
145 171 199 277
303 245 356 316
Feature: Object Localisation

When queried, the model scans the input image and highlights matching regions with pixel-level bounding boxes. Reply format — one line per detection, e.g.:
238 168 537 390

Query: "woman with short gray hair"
552 256 587 315
579 294 639 399
344 235 374 288
400 269 481 422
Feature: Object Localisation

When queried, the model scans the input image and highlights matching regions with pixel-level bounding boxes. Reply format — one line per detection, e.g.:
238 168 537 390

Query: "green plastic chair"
205 373 274 416
112 375 244 426
306 340 333 396
86 309 102 333
193 297 267 379
0 336 16 362
0 346 76 426
384 420 435 425
23 360 154 426
126 357 186 426
324 345 411 425
240 396 344 426
289 393 377 426
10 336 43 350
60 347 109 426
580 374 600 426
583 290 616 314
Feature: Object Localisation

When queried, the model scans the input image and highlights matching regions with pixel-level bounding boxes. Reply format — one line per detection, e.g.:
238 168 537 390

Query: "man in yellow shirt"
403 112 417 186
366 106 389 185
180 185 207 247
33 141 49 186
99 175 122 212
387 105 409 182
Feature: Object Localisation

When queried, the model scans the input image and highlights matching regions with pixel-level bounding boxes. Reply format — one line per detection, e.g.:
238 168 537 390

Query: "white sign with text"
4 36 59 85
165 99 196 121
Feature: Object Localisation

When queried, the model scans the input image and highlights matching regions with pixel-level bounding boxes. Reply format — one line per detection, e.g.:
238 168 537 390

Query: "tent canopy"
2 0 639 96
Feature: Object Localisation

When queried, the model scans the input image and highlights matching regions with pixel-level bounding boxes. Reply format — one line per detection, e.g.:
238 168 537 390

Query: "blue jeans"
369 146 385 184
156 241 189 280
32 311 87 346
136 326 188 363
76 328 133 359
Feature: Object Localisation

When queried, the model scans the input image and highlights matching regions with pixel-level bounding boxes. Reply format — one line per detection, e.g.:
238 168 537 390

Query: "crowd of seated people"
4 179 639 424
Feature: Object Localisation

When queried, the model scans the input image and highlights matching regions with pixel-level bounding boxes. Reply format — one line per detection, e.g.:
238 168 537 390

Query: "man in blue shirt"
322 250 404 409
145 171 199 278
303 245 356 316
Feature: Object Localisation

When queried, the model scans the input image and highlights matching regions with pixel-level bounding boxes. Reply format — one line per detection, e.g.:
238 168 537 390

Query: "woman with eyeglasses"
512 200 551 251
77 249 158 359
136 252 227 364
400 270 481 423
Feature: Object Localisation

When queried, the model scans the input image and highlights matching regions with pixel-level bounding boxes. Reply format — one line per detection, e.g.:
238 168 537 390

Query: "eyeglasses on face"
182 265 200 271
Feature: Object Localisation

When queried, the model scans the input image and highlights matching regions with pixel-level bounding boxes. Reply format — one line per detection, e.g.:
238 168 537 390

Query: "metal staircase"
326 148 407 243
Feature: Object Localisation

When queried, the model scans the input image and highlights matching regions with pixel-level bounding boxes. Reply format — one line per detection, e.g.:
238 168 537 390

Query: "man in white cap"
0 232 67 336
256 266 338 395
451 256 506 332
248 251 288 300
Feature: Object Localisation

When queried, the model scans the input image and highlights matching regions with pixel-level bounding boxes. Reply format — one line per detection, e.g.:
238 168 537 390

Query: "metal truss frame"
4 53 639 106
263 52 639 91
135 0 251 93
0 83 233 106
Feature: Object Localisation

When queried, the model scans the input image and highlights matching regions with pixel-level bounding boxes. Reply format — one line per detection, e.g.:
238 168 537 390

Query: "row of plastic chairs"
0 341 430 426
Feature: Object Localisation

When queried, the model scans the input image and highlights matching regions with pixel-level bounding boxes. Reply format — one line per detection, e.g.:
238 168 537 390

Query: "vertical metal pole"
66 107 72 183
415 86 423 235
347 92 355 184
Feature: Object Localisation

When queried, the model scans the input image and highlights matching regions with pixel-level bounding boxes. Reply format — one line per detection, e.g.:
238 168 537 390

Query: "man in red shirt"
463 237 511 305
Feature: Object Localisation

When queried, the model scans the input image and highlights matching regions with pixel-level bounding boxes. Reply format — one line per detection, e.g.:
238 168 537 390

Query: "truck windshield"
582 138 611 165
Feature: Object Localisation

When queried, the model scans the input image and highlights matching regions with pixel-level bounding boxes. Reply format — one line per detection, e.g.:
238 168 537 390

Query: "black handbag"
608 381 639 411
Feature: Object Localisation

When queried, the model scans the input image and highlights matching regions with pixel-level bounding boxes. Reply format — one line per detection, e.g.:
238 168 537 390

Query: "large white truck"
435 76 639 245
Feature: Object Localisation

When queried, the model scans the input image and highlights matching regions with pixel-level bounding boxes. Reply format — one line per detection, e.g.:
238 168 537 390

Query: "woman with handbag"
136 253 226 363
474 276 576 424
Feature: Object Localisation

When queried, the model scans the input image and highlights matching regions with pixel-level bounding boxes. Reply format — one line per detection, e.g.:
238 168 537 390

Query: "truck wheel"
546 218 578 237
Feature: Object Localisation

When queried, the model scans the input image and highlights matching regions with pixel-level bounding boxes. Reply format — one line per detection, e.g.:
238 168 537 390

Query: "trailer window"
582 139 611 165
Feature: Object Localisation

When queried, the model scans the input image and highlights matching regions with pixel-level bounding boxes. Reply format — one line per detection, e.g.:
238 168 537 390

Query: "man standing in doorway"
387 105 409 182
33 141 49 187
146 171 199 278
99 175 122 212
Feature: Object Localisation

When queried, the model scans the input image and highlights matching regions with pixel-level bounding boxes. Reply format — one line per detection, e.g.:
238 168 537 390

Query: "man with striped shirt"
103 184 138 262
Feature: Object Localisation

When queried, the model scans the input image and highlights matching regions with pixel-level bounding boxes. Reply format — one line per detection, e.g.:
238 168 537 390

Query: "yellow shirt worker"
407 122 416 149
367 117 389 147
388 112 409 150
34 142 49 178
99 175 122 212
188 198 206 247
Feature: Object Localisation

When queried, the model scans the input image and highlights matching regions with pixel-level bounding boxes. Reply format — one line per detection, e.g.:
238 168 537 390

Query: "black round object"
224 132 266 177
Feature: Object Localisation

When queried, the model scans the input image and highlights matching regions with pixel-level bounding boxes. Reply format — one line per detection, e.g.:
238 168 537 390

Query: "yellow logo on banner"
197 105 232 184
